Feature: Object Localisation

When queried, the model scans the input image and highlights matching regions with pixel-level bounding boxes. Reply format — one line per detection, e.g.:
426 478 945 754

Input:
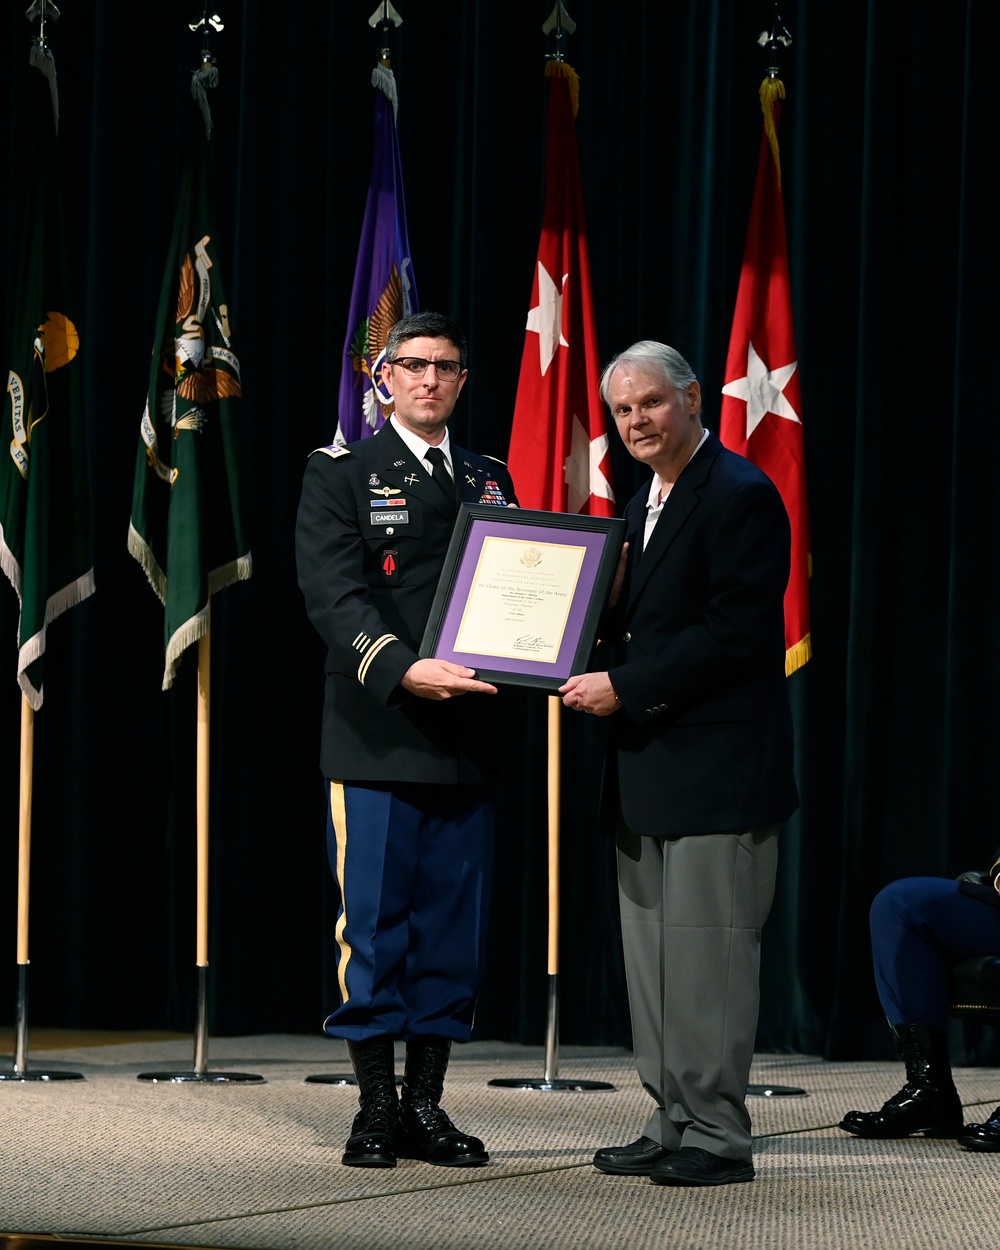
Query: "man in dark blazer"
295 312 517 1171
560 340 797 1186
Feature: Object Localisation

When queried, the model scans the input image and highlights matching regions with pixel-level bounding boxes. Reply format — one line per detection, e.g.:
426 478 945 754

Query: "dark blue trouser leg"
323 779 494 1042
870 878 1000 1029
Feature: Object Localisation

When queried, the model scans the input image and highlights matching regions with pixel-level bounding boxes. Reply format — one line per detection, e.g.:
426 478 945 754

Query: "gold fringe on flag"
785 633 812 678
759 76 786 188
545 59 580 118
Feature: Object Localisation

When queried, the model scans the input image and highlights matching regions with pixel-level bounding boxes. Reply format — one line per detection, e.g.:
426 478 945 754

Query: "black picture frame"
419 505 627 691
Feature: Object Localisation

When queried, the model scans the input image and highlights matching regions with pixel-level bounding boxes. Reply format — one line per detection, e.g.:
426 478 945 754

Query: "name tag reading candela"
371 509 409 526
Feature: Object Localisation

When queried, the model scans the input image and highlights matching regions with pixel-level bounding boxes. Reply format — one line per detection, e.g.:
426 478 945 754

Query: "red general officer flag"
507 61 613 516
720 78 811 675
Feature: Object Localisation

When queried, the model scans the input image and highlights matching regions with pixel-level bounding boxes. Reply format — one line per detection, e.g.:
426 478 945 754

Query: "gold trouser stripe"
329 780 351 1004
357 633 395 685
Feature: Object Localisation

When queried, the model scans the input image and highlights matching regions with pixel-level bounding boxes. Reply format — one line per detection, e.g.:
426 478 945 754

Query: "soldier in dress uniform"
295 312 517 1169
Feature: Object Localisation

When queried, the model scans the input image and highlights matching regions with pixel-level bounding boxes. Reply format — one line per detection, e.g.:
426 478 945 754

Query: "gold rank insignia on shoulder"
311 444 350 459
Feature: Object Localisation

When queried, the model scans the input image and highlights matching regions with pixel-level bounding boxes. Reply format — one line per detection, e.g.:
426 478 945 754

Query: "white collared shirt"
389 416 454 480
642 428 709 549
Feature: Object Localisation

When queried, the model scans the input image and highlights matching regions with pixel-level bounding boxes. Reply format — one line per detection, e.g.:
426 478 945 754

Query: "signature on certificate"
512 634 551 654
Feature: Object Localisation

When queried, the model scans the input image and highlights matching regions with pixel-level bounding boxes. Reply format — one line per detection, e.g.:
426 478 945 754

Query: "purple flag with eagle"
335 62 418 444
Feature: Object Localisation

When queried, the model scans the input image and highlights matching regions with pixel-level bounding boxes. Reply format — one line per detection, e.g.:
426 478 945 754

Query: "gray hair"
599 341 698 407
386 312 468 370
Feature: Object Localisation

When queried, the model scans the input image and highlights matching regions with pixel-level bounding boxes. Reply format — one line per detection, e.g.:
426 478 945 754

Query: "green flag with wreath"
128 136 251 689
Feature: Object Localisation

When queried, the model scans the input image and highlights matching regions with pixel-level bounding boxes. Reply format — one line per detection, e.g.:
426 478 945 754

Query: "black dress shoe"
958 1106 1000 1152
593 1136 672 1176
649 1146 755 1187
399 1100 488 1167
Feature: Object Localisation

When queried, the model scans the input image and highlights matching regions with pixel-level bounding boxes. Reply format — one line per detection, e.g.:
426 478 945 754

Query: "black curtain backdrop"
1 0 998 1060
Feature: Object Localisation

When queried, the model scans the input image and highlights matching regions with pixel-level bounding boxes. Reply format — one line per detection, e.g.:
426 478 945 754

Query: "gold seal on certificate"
421 506 626 691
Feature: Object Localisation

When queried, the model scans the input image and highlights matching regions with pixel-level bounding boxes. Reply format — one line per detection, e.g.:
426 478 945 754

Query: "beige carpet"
0 1035 997 1250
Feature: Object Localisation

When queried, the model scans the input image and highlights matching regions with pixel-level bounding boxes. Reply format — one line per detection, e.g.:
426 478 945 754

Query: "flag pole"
721 5 808 1098
15 695 33 1068
193 623 211 1073
137 602 261 1083
0 0 89 1087
0 697 83 1081
129 7 259 1086
305 0 413 1086
543 695 561 1080
489 694 612 1092
491 12 613 1093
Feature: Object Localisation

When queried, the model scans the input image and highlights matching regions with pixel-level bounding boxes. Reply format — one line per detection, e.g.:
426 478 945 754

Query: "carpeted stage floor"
0 1033 997 1250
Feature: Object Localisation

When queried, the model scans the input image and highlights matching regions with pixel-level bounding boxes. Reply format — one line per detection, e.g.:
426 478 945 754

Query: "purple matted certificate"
420 506 626 691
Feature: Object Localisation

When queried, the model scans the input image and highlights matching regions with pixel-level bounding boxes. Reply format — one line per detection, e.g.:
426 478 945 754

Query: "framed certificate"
420 506 627 691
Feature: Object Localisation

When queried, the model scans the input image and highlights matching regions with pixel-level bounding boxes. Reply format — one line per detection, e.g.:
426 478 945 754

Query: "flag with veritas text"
1 48 94 709
336 62 418 444
507 61 613 515
128 125 251 690
720 78 811 675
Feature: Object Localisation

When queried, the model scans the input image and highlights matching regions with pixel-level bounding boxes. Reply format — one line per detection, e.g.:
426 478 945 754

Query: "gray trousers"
616 824 779 1161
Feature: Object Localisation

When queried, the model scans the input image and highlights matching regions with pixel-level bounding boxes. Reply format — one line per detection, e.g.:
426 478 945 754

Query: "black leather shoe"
593 1136 672 1176
399 1100 488 1167
839 1084 964 1139
649 1146 755 1187
958 1106 1000 1152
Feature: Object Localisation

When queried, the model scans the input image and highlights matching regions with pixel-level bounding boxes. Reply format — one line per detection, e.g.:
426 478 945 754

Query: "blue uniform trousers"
870 877 1000 1029
323 779 495 1042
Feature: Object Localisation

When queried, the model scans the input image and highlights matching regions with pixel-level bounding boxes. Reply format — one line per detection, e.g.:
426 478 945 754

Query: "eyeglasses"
388 356 464 381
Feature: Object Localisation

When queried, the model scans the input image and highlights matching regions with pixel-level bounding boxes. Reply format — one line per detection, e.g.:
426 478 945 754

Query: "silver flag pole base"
1 964 85 1081
488 975 615 1092
136 965 263 1084
304 1074 404 1085
488 1076 615 1091
747 1084 808 1097
0 1069 84 1081
137 1070 264 1083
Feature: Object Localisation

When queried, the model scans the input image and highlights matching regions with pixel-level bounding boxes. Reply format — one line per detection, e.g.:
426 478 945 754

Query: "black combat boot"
342 1037 402 1167
839 1023 964 1138
399 1037 488 1166
958 1106 1000 1152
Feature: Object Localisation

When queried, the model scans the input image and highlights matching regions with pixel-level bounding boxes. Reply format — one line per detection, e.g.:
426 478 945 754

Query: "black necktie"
425 447 455 508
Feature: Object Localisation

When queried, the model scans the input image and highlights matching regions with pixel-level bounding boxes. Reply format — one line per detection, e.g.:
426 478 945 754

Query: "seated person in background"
840 847 1000 1151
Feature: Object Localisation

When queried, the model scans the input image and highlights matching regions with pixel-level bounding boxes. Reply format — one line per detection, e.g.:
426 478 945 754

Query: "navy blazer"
295 422 517 785
606 432 799 838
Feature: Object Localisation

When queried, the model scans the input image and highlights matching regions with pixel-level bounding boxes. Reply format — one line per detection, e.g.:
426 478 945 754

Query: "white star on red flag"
721 340 800 440
524 261 569 376
564 416 613 514
507 63 613 517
